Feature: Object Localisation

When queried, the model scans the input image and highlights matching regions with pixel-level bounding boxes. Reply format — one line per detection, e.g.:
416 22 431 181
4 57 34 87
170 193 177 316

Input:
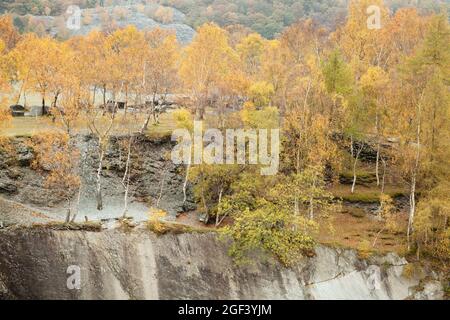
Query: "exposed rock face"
79 134 196 217
0 227 441 300
0 137 68 208
29 3 196 44
0 134 195 223
412 281 444 300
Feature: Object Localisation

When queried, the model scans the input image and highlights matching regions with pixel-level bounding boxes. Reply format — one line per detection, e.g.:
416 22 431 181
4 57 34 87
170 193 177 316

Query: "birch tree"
397 14 450 249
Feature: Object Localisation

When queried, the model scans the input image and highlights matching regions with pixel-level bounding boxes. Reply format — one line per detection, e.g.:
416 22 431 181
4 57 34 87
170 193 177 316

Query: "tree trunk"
182 162 191 209
215 187 224 227
381 157 387 194
309 176 316 220
124 84 129 117
51 93 59 123
375 110 380 187
102 85 107 108
92 86 97 106
350 135 354 158
156 167 167 208
65 208 71 223
71 184 83 223
96 148 105 211
122 180 130 218
65 198 72 223
294 147 301 216
16 80 25 105
407 94 422 250
122 136 134 218
351 160 358 194
52 92 59 108
196 93 206 120
351 136 364 194
373 226 385 248
201 185 209 224
42 96 46 116
407 174 416 250
309 196 314 220
376 140 381 187
140 113 151 134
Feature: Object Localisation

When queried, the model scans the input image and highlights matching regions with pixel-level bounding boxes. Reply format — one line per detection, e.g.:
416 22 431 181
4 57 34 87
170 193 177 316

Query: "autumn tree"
69 27 146 211
0 15 20 51
321 49 354 126
321 48 373 194
236 33 265 77
47 42 75 111
346 96 371 195
280 19 328 65
0 39 12 133
414 180 450 260
282 105 340 218
172 108 194 209
246 81 274 109
333 0 391 74
372 194 397 247
179 23 237 119
68 31 109 107
115 113 141 218
190 164 242 226
225 24 253 48
270 166 337 221
0 39 11 93
31 132 81 223
105 25 146 112
140 28 180 132
13 35 69 114
385 8 429 67
259 39 290 114
83 93 118 211
221 199 316 266
397 14 450 248
360 66 389 187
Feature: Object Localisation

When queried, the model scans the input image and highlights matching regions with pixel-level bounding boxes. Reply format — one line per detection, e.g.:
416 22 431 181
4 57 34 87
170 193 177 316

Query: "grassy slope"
0 110 178 137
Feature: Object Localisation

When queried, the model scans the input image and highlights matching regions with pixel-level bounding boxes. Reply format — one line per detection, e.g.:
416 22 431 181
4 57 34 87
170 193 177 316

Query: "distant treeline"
1 0 448 38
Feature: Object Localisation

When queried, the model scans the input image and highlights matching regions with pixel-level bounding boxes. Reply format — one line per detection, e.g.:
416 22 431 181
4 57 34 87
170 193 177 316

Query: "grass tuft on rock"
146 220 211 235
31 221 102 232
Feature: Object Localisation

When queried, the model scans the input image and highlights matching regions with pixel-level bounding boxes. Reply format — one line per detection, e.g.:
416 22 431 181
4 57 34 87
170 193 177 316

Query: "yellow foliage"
334 0 390 74
0 100 11 133
240 105 279 129
172 108 194 131
415 181 450 260
30 131 80 196
236 33 266 76
0 15 20 50
379 194 398 233
361 66 389 94
357 240 373 259
221 202 316 266
179 23 237 98
247 81 274 108
148 209 167 234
